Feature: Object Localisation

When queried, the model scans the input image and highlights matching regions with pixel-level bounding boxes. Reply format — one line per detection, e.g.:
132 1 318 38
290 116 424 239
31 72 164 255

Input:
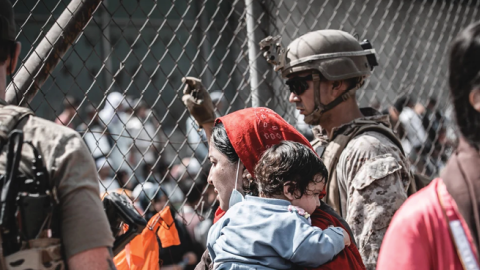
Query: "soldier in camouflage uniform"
260 30 414 269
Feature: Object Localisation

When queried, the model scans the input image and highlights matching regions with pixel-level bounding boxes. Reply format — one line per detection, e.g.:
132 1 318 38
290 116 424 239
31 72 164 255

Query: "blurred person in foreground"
377 21 480 269
0 0 114 268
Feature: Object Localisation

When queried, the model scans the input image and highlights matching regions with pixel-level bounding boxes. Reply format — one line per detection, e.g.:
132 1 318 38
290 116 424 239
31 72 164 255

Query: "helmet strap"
303 76 364 125
303 72 324 125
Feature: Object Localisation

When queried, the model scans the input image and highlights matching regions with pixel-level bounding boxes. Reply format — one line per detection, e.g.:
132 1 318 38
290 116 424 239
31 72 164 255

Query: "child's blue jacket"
207 196 345 270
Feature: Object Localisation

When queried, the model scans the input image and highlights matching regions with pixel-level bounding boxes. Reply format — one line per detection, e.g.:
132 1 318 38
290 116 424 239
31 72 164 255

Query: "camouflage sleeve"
337 132 411 270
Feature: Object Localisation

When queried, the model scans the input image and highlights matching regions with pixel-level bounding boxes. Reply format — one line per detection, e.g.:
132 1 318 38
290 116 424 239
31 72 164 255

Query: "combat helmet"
260 30 378 125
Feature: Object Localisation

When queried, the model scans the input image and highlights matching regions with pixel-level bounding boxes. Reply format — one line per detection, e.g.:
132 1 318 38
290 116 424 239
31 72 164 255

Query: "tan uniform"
312 109 412 270
0 99 114 260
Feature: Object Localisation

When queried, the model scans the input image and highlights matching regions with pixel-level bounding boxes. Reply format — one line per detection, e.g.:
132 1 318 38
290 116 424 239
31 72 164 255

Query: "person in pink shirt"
55 95 79 128
377 21 480 270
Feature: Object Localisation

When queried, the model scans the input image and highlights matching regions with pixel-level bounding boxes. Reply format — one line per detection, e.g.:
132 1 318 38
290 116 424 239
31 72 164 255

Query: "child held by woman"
207 141 351 270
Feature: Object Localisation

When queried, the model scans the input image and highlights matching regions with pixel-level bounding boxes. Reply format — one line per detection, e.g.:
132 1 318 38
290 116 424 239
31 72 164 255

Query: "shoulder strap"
323 120 411 215
0 105 33 150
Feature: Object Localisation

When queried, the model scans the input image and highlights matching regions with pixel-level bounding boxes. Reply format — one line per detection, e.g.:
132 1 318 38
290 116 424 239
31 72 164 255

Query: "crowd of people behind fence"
56 91 457 194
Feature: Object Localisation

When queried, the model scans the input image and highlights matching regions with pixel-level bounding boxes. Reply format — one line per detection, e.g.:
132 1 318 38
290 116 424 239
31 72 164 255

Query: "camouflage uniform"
313 109 412 269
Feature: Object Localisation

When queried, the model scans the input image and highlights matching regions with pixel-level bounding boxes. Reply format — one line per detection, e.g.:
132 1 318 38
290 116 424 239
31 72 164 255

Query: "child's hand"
341 228 351 247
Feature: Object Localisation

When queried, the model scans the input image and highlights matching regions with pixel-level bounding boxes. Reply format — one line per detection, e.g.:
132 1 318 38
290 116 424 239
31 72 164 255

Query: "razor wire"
9 0 480 259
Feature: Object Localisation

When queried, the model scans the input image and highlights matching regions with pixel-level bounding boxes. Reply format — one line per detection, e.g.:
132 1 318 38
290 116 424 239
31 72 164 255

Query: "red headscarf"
216 107 314 178
212 107 365 270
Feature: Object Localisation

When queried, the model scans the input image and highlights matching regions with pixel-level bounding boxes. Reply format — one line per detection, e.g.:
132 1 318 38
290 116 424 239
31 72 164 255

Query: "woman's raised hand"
181 77 216 128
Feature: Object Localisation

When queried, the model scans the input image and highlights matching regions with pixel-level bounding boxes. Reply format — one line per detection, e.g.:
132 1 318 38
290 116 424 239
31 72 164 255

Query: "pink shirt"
377 178 477 270
55 112 74 128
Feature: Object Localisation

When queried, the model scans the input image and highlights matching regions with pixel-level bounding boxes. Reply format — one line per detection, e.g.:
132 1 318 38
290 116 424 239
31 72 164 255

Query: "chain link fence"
8 0 480 262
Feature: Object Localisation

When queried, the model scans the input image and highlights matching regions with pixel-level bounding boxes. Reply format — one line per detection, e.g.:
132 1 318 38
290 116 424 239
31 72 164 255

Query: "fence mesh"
9 0 480 262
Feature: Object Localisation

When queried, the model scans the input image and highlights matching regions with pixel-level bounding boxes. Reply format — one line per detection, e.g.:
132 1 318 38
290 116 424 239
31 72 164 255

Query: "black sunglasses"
285 74 313 96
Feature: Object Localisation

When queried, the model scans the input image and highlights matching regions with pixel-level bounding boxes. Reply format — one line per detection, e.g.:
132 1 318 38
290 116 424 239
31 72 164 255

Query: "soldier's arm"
68 247 116 270
47 127 115 261
338 133 411 269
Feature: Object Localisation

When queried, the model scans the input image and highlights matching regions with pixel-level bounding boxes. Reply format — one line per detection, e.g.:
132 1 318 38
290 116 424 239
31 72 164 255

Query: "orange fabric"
114 206 181 270
157 206 181 248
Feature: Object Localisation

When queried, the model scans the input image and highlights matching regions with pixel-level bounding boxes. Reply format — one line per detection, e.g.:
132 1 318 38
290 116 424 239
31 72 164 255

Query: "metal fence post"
6 0 103 106
245 0 273 108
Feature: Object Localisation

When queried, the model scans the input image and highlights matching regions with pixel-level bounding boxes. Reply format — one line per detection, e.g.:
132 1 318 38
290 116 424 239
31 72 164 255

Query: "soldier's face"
287 72 316 116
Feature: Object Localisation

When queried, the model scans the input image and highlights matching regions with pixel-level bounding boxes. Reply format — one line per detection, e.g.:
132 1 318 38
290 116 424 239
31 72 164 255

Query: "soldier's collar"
312 107 391 141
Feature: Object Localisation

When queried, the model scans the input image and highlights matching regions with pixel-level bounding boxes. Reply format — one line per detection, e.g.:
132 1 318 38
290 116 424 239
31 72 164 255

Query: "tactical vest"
312 118 423 217
0 104 65 270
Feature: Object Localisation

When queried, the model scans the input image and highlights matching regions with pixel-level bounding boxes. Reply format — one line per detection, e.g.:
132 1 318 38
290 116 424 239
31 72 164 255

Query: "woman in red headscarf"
193 108 364 270
181 77 364 270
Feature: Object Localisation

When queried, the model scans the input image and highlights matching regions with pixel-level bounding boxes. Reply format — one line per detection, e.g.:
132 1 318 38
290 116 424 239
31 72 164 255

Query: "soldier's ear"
331 80 348 98
469 88 480 112
7 42 21 75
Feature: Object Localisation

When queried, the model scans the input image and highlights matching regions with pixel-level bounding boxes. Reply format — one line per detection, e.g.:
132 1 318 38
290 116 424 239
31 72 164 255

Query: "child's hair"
254 141 328 199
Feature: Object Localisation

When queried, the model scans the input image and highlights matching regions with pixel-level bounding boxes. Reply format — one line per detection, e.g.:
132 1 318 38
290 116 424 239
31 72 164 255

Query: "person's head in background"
84 103 99 123
449 21 480 148
426 97 437 112
394 95 414 115
133 98 149 120
137 182 168 220
0 0 21 100
254 141 328 215
62 95 79 115
96 158 113 181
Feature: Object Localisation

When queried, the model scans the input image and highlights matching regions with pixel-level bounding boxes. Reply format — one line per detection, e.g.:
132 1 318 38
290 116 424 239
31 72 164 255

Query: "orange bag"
114 206 181 270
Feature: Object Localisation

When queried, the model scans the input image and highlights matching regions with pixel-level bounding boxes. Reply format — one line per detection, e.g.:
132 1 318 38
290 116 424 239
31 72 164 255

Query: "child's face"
290 175 325 214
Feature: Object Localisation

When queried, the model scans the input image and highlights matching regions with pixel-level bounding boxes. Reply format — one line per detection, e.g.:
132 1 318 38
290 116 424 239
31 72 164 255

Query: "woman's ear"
469 88 480 112
283 182 295 201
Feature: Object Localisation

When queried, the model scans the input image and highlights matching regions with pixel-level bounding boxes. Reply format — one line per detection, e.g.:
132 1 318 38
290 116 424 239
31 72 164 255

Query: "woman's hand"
182 77 216 128
341 228 351 246
242 167 258 196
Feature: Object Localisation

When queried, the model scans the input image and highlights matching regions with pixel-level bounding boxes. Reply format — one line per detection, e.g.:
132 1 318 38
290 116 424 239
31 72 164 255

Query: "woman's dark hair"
254 141 328 199
211 122 239 163
449 21 480 147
